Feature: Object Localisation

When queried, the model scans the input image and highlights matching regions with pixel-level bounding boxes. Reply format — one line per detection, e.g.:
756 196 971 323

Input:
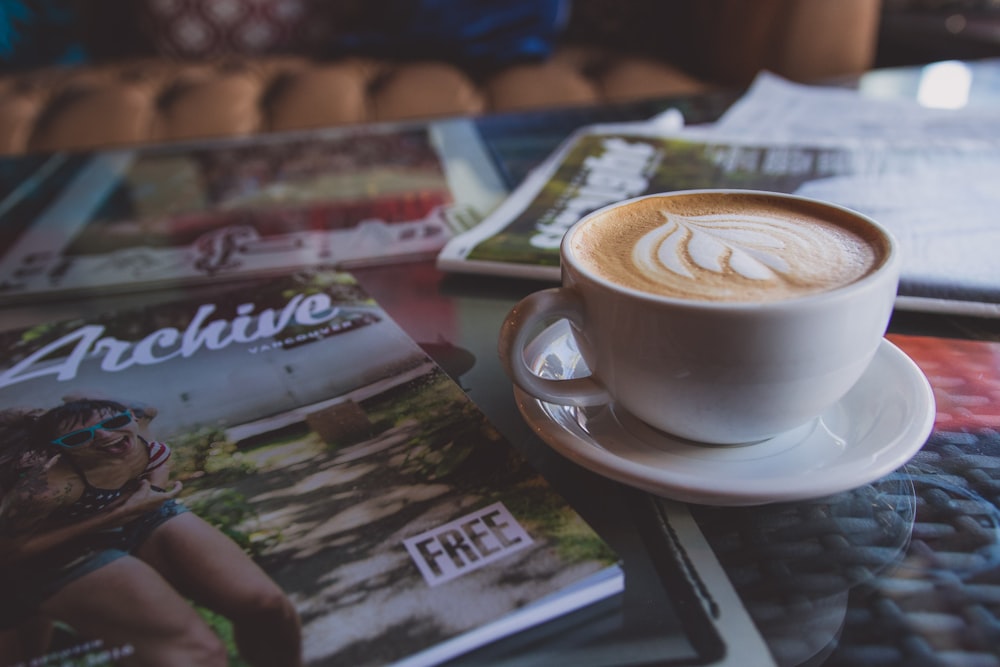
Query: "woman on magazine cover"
0 398 302 667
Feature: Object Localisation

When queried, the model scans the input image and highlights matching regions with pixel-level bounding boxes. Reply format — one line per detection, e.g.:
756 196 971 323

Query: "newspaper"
437 73 1000 316
711 67 1000 145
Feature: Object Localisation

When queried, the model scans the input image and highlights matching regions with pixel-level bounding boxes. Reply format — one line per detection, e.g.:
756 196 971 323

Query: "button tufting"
0 48 715 155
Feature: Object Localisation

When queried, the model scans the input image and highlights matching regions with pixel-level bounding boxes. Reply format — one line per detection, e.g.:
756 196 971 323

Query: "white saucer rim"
515 332 936 506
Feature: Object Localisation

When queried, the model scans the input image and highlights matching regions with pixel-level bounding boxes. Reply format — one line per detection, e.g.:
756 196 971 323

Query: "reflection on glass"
917 60 972 109
689 476 917 667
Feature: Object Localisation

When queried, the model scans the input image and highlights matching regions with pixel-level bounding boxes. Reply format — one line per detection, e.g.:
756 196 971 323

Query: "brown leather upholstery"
0 0 882 156
0 49 712 156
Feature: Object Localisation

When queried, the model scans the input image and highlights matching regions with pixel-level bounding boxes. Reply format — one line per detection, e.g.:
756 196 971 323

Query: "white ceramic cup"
499 190 900 445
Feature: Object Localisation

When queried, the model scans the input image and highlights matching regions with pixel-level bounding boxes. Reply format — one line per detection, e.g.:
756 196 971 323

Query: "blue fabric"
333 0 569 67
0 0 87 69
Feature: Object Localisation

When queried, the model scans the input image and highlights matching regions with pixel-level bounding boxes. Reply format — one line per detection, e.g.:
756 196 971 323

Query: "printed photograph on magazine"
0 119 506 303
0 268 755 666
437 124 1000 315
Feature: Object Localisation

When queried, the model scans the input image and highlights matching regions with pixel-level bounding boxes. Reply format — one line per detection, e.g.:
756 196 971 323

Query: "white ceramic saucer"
513 321 936 506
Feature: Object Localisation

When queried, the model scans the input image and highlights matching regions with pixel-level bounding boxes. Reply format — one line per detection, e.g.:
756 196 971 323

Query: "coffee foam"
571 193 887 303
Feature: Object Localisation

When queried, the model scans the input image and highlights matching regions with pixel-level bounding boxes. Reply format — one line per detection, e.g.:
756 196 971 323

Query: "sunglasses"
50 411 134 449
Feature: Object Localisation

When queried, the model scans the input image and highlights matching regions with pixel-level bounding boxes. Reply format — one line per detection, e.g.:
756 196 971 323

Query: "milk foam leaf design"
741 247 791 273
641 218 693 278
728 247 781 280
703 228 785 247
643 211 799 282
686 227 728 273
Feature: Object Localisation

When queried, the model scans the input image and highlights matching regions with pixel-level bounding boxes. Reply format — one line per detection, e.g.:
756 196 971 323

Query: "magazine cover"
689 333 1000 666
436 125 1000 316
0 118 507 303
0 268 617 666
0 268 763 666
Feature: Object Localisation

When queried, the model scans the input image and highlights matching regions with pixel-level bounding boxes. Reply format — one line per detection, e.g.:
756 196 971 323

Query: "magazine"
0 118 508 303
0 268 764 666
436 123 1000 316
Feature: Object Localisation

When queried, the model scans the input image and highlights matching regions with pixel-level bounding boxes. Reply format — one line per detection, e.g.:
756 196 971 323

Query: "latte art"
637 211 799 281
572 193 886 303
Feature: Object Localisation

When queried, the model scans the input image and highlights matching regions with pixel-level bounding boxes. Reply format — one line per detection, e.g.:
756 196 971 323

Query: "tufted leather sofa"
0 0 882 157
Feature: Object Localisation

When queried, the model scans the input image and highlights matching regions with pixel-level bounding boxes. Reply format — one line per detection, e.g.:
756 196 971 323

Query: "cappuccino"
570 192 888 302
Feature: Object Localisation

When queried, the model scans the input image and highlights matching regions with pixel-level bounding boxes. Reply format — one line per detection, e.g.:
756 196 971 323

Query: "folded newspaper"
437 73 1000 317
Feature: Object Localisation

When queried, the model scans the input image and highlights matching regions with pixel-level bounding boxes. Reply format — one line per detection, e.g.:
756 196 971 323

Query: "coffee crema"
570 193 888 303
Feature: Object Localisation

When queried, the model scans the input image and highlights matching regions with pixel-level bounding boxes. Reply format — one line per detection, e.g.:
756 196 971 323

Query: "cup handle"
498 287 610 407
